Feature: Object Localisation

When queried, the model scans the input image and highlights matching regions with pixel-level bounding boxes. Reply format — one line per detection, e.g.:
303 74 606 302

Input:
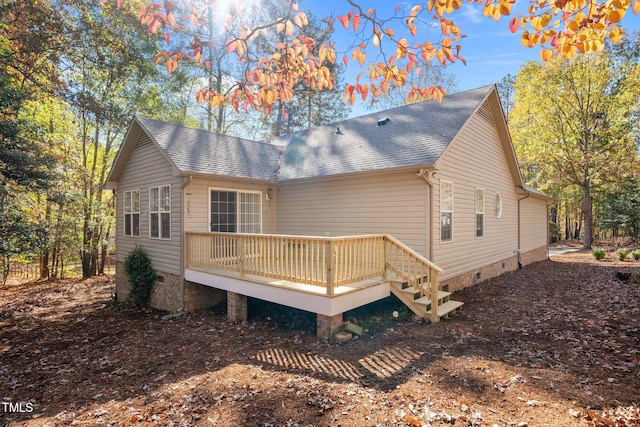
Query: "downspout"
179 174 193 312
517 190 531 269
418 167 436 260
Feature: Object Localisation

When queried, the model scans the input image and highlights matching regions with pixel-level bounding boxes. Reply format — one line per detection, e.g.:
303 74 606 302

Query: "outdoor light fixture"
266 188 273 201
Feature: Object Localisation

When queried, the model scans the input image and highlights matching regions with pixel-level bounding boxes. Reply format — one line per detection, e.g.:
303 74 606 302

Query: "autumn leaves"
136 0 639 113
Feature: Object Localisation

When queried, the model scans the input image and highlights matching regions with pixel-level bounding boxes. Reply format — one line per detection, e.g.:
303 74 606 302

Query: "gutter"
418 166 437 260
517 190 531 269
178 174 193 312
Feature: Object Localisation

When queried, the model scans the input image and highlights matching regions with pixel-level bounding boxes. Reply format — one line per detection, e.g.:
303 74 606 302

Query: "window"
476 188 485 238
495 193 503 218
150 185 171 239
210 189 261 233
440 181 453 242
124 190 140 237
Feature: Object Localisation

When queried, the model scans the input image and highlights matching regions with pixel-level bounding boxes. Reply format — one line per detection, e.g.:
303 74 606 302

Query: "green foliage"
549 222 561 243
509 36 640 249
591 249 606 260
631 250 640 261
616 248 630 261
598 177 640 241
123 245 156 306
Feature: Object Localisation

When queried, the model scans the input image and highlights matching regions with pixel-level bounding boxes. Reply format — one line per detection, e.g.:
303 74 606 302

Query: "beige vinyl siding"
434 102 519 281
116 133 183 276
184 177 276 234
276 171 428 256
520 196 548 252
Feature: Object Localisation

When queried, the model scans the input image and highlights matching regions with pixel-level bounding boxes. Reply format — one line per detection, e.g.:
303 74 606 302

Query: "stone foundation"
440 255 519 293
520 245 548 267
317 313 343 341
115 262 183 312
184 280 225 312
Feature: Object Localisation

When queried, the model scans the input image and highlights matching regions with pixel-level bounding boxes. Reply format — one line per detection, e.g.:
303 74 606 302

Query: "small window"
124 190 140 237
150 185 171 239
495 193 503 218
440 181 453 242
476 188 484 238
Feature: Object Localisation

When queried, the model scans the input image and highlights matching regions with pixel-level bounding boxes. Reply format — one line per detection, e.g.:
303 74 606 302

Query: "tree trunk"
582 181 593 249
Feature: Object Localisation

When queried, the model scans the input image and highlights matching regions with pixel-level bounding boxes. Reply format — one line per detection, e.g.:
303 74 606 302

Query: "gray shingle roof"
136 116 283 181
131 85 493 182
272 85 494 180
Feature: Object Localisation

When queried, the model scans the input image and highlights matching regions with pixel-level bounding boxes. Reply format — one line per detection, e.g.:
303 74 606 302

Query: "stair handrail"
384 234 443 323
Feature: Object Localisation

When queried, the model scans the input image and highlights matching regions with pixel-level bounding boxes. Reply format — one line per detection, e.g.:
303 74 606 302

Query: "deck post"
317 313 343 340
430 269 439 323
238 235 245 278
326 240 335 296
227 291 247 322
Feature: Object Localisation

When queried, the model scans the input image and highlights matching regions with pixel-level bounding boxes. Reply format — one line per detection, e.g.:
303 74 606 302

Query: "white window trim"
440 180 453 243
476 187 485 239
149 185 171 240
208 187 263 234
123 189 140 237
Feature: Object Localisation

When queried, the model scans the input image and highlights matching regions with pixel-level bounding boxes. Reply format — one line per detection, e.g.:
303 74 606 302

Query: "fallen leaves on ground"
0 248 639 426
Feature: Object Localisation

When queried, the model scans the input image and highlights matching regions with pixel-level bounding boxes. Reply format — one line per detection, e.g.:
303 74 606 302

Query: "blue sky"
308 1 640 115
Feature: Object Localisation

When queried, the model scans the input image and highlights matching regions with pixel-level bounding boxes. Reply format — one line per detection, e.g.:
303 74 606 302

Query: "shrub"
616 248 630 261
592 249 606 260
632 250 640 261
123 245 157 306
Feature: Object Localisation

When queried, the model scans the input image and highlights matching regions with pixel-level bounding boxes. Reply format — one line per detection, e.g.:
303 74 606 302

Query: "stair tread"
413 291 451 305
426 300 464 317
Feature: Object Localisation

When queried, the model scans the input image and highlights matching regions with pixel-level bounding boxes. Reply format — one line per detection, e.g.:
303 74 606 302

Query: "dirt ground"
1 249 639 427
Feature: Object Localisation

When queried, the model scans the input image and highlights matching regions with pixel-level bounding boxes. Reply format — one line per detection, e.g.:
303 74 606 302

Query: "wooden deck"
185 232 462 322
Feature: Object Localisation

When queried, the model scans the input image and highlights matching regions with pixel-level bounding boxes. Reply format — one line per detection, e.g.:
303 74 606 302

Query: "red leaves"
509 14 520 33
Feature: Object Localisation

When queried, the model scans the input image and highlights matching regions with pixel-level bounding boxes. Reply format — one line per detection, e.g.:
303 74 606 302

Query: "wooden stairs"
390 276 464 321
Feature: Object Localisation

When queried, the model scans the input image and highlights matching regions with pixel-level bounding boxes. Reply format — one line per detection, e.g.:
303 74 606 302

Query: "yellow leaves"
609 26 625 43
396 38 409 59
293 12 309 29
540 49 554 61
318 43 336 64
634 0 640 14
352 49 367 66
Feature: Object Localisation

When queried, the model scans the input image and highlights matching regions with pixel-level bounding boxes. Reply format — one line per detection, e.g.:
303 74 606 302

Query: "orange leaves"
395 38 409 59
512 0 638 60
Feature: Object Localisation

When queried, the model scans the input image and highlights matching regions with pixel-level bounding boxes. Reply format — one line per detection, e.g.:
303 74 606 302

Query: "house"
105 85 551 339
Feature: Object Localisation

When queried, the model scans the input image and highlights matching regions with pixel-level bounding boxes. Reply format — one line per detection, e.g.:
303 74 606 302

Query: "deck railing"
186 232 442 317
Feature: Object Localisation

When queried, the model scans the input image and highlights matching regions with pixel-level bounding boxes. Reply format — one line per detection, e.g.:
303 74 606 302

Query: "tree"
58 0 163 278
130 0 639 113
598 177 640 242
496 74 516 125
509 37 640 249
252 3 351 137
0 0 61 283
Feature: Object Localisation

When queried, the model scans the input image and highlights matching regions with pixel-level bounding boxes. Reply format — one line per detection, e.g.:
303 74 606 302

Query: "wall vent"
135 134 152 149
476 101 496 128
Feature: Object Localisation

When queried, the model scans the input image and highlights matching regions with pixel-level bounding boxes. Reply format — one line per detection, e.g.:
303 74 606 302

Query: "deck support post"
227 291 247 322
317 313 343 341
430 270 439 323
